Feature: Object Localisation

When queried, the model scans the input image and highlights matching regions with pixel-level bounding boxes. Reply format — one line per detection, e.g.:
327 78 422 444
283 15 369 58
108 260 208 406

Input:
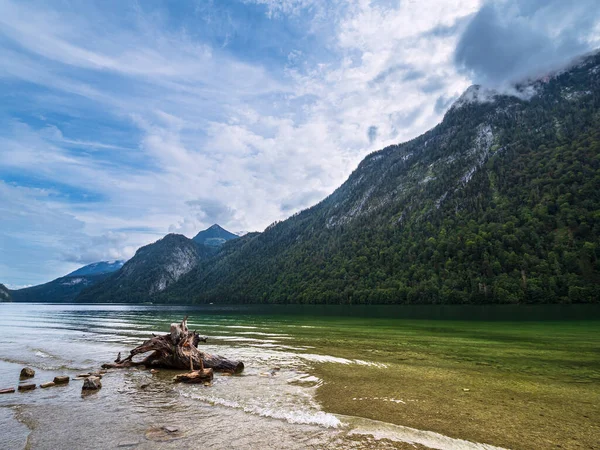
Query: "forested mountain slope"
157 52 600 305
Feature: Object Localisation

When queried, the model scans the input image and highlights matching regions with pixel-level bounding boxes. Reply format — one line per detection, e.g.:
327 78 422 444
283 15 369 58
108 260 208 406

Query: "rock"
20 367 35 379
40 382 55 388
89 372 103 379
77 373 91 378
0 388 16 394
163 426 178 433
273 367 281 371
53 376 70 384
140 383 150 389
18 383 36 391
82 376 102 391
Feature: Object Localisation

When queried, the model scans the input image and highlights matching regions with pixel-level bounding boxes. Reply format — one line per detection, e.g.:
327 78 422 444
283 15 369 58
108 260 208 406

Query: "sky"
1 0 599 287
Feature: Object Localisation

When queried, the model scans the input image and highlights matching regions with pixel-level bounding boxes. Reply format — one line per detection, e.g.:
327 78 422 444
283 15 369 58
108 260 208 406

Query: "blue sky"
1 0 599 287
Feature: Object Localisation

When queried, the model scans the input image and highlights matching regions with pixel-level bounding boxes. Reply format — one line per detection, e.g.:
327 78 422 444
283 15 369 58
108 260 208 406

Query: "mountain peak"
193 224 239 247
66 260 125 277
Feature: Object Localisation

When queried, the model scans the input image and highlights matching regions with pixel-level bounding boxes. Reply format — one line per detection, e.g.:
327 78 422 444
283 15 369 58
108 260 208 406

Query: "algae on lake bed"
281 318 600 450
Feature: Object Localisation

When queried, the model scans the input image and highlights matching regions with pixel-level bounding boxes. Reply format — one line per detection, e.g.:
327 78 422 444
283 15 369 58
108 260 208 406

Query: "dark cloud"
402 69 426 82
420 76 445 93
280 190 327 212
434 94 458 115
186 198 235 224
370 64 429 87
368 125 378 143
455 0 600 86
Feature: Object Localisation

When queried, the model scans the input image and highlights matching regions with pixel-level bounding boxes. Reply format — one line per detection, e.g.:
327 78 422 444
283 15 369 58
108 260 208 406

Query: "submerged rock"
82 376 102 391
53 376 70 384
40 382 55 388
18 383 36 391
20 367 35 379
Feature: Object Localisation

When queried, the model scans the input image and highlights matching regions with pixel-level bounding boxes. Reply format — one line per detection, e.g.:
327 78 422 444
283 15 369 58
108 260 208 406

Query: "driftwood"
173 368 214 384
102 317 244 374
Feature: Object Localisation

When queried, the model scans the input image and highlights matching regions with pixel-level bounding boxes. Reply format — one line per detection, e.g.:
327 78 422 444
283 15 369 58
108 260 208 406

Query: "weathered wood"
102 317 244 374
173 368 214 383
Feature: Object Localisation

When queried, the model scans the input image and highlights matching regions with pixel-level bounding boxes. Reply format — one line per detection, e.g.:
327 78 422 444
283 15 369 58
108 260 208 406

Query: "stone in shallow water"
0 388 16 394
53 376 70 384
145 426 183 442
82 376 102 391
18 383 36 391
77 373 91 378
40 382 55 388
20 367 35 379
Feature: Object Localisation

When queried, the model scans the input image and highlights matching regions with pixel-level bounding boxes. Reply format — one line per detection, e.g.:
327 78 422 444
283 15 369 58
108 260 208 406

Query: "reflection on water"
0 303 531 449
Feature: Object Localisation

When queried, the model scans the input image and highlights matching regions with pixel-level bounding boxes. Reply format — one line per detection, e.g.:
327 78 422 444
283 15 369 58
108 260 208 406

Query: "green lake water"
0 303 598 449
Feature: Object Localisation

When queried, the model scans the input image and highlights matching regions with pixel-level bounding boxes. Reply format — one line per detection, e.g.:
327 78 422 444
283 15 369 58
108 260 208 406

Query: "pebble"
40 382 55 388
53 376 70 384
18 383 36 391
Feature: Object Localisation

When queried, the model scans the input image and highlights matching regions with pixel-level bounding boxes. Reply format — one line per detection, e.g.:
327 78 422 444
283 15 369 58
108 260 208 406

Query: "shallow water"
1 303 598 449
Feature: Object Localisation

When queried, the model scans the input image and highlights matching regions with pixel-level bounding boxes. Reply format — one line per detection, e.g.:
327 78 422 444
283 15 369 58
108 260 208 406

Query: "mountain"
154 51 600 305
67 260 125 277
193 224 239 247
10 260 124 303
76 234 213 303
0 284 11 302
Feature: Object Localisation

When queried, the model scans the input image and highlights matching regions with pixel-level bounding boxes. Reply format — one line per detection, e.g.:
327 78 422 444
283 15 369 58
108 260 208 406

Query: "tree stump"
102 317 244 374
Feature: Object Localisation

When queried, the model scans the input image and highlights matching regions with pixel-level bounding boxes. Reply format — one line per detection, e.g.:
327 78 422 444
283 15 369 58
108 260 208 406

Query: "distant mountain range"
9 260 125 303
9 225 240 303
7 52 600 305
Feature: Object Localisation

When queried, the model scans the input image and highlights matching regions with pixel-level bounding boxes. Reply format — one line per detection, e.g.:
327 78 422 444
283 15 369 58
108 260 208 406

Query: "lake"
0 303 598 449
